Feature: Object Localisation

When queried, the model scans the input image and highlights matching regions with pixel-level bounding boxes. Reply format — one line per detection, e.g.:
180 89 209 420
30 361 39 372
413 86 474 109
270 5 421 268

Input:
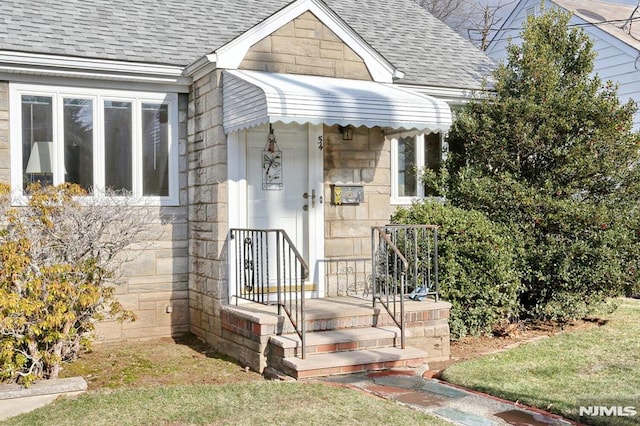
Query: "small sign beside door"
262 149 283 190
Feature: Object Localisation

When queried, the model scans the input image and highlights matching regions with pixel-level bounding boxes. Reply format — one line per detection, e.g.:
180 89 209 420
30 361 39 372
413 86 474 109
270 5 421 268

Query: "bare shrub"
0 183 157 384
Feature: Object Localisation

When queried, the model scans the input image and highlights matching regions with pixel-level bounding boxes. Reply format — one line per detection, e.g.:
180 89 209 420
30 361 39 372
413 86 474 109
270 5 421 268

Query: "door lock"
302 189 316 208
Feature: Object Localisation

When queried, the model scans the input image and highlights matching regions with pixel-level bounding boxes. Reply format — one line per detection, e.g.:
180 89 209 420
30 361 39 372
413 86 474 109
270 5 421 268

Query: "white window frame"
390 131 447 205
9 83 179 206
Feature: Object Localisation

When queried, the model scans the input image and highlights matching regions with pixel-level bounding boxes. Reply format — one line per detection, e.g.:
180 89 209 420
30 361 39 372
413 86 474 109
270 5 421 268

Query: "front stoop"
219 298 450 379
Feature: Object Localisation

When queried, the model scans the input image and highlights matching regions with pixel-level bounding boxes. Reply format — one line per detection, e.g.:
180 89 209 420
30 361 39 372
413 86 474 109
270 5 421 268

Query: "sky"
480 0 639 47
496 0 639 22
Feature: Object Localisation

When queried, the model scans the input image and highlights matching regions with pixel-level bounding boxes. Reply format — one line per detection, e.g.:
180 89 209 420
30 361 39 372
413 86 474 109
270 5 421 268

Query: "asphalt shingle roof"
0 0 495 90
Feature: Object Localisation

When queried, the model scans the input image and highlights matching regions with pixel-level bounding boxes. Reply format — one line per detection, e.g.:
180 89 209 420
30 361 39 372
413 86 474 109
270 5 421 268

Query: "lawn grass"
3 381 448 425
5 335 449 425
441 298 640 423
58 334 264 390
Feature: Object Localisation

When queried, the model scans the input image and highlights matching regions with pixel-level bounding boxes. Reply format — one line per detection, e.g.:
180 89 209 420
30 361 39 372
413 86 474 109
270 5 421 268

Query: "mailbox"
331 185 364 205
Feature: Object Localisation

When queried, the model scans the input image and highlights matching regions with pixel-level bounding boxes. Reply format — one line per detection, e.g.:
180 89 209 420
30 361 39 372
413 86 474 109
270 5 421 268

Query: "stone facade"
240 12 371 81
187 70 230 348
94 203 190 341
323 125 394 260
95 93 191 341
0 82 191 341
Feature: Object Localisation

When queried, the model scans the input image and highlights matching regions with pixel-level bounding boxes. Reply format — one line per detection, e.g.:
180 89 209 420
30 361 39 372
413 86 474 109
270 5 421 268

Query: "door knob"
302 190 317 207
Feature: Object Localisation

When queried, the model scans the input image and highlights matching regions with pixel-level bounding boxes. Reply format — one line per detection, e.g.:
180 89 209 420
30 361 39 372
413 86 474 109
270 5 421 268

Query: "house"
486 0 640 131
0 0 494 375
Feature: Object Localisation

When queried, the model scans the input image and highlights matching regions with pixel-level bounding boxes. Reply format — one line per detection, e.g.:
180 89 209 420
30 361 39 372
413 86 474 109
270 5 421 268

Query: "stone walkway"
317 370 577 426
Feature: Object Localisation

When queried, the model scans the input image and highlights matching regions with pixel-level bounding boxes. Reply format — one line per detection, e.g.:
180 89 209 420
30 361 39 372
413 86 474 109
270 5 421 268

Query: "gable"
239 12 371 81
205 0 399 83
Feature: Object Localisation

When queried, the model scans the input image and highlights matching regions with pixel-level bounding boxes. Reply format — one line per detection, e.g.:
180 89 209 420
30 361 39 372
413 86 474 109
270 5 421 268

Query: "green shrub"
519 194 640 321
447 173 640 322
444 8 640 322
392 202 522 339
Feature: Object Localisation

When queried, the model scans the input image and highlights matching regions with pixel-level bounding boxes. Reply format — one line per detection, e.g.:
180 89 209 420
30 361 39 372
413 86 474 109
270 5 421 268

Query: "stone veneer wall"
0 82 9 184
323 125 394 259
95 92 190 341
94 204 190 341
240 11 371 80
0 82 190 341
187 70 230 348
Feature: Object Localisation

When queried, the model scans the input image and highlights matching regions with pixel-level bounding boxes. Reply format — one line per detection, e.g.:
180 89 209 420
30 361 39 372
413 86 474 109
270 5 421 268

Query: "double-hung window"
11 84 179 205
391 132 445 204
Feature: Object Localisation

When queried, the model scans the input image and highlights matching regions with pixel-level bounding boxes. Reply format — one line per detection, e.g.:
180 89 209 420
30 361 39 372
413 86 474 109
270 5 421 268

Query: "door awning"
222 70 452 134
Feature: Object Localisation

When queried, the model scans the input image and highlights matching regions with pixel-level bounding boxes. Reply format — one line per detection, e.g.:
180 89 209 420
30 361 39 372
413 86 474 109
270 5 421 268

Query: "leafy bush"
0 183 152 384
445 8 640 322
392 202 521 339
449 173 640 321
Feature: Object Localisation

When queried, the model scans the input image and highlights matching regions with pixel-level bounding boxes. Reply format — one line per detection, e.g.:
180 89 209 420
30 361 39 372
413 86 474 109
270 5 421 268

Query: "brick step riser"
270 336 400 359
279 314 398 334
280 357 426 380
281 308 446 334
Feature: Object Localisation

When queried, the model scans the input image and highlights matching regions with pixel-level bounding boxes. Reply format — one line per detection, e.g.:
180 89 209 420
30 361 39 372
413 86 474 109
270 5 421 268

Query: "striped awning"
222 70 452 134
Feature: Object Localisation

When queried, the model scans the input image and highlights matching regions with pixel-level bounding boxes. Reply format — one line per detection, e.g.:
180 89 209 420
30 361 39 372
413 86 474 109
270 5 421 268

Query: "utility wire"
479 15 640 34
475 16 640 44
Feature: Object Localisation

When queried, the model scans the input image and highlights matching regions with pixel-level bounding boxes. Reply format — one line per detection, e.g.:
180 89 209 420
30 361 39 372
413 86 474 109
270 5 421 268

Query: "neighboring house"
0 0 494 373
487 0 640 131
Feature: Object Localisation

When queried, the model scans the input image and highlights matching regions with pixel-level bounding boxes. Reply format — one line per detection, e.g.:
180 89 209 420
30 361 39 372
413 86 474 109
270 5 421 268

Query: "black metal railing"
371 225 439 349
384 225 439 302
321 257 372 298
230 228 308 358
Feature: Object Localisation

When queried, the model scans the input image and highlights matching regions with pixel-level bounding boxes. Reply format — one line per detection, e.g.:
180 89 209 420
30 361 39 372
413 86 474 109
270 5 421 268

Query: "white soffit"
223 70 452 134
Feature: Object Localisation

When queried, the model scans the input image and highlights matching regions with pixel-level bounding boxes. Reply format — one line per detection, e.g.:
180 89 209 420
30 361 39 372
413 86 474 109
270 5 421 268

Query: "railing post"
371 227 377 308
300 273 306 359
276 231 282 316
434 227 439 303
400 273 406 349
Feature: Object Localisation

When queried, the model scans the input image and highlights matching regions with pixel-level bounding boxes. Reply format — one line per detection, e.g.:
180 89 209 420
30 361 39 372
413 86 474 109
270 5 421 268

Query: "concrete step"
280 346 427 379
269 326 401 359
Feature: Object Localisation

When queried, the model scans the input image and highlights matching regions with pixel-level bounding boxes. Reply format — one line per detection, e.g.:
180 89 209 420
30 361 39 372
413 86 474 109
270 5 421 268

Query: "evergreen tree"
446 7 640 320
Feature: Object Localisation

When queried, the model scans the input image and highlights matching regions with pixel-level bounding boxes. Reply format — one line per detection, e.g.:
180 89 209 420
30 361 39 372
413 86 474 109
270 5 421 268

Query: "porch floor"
230 295 451 319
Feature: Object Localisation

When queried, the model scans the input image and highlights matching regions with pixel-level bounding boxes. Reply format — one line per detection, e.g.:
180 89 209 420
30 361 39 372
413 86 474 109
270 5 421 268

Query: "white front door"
246 123 309 258
228 122 325 297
